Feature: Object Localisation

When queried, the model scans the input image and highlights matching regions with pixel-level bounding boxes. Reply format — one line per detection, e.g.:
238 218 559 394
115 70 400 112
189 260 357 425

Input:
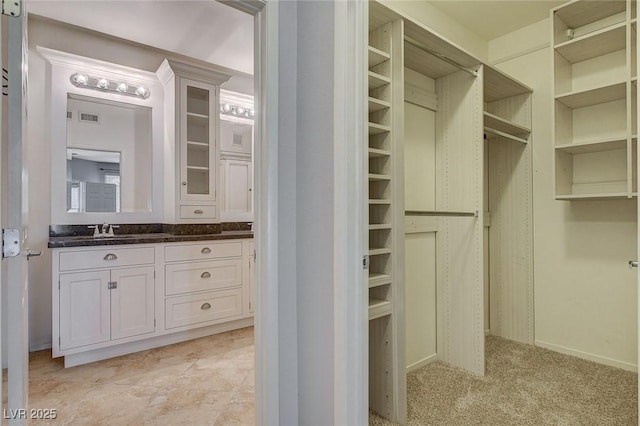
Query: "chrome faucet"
88 223 118 238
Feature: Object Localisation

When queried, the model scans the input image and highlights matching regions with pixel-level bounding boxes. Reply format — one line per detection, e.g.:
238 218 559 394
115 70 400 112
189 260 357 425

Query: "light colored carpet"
370 336 637 425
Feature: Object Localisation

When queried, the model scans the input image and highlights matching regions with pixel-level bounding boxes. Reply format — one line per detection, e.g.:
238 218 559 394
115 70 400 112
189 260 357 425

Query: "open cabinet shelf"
369 297 392 320
554 22 626 64
552 0 635 201
483 111 530 136
369 45 390 68
555 81 626 108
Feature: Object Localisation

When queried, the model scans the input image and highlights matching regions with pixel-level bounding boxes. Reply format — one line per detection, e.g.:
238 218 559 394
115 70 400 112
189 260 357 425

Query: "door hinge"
2 228 20 258
253 249 256 261
363 255 369 270
107 281 118 290
2 0 20 17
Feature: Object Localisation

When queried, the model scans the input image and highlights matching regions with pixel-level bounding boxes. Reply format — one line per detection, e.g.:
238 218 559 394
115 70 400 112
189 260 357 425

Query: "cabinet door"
110 266 155 340
180 78 217 202
59 271 111 350
222 159 252 216
220 120 252 155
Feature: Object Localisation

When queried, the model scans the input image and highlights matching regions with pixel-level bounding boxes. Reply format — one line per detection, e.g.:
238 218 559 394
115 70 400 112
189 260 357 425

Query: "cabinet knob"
201 271 211 279
182 181 187 186
104 253 118 261
194 209 204 215
201 247 211 254
201 302 211 310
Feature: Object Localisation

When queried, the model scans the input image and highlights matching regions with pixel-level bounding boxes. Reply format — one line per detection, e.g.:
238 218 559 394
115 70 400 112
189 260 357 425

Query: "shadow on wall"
563 199 637 261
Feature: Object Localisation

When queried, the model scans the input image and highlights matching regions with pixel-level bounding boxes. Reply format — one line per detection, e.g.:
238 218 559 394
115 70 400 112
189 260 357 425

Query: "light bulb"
97 78 109 89
236 107 245 115
116 82 128 92
74 74 88 85
135 86 148 98
223 104 233 113
248 109 255 118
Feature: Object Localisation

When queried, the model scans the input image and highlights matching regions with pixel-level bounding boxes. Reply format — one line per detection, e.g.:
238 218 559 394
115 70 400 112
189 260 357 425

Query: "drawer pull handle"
194 209 204 214
104 253 118 261
201 247 211 254
201 272 211 279
201 303 211 310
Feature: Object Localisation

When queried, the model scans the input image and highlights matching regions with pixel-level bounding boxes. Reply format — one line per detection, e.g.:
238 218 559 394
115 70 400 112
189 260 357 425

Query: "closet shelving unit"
552 0 637 200
482 66 535 344
367 14 406 423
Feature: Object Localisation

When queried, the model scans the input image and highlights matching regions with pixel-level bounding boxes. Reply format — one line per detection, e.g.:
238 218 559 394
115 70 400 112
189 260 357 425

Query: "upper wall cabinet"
552 0 637 200
157 59 231 223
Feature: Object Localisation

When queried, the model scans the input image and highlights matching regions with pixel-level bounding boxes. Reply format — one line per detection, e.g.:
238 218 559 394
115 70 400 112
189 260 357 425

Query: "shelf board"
369 199 391 205
369 173 392 181
187 112 209 119
555 192 629 200
484 127 528 144
555 81 626 109
483 65 532 103
554 1 626 32
187 141 209 152
369 148 391 158
369 273 392 288
187 165 209 171
368 46 390 68
555 138 627 154
368 97 391 113
555 22 626 64
369 224 392 230
368 71 391 89
368 122 391 135
483 112 530 136
369 298 392 320
369 248 391 256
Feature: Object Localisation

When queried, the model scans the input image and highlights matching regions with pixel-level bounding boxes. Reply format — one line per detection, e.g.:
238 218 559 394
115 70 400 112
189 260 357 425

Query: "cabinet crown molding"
156 58 232 86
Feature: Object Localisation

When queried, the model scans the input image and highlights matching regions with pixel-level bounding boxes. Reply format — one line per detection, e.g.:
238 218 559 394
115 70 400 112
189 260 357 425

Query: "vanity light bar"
220 103 254 119
70 73 150 100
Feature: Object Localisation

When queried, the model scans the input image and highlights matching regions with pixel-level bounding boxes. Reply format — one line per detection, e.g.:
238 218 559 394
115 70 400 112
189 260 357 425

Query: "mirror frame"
39 47 165 224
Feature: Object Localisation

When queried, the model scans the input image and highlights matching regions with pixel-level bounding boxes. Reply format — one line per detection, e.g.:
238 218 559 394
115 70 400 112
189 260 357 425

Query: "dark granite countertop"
48 223 253 248
48 230 253 248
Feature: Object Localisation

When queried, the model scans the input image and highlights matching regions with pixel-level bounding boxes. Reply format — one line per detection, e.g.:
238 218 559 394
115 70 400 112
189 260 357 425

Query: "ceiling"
429 0 565 40
27 1 255 75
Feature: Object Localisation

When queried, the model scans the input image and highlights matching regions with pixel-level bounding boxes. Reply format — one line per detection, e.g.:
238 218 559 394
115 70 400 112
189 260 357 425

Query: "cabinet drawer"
59 247 155 272
180 205 216 219
165 259 242 296
165 288 242 329
165 242 242 262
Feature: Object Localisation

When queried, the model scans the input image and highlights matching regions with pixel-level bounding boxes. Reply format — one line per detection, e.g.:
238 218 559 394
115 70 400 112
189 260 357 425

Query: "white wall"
380 0 488 62
489 19 638 371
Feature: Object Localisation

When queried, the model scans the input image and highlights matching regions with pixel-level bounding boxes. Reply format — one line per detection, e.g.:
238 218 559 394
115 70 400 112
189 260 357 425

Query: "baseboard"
406 353 437 373
485 329 490 336
30 342 52 352
535 340 637 373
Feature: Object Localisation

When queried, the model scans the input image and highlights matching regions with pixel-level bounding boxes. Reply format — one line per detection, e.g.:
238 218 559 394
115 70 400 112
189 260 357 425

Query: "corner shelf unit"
552 0 637 200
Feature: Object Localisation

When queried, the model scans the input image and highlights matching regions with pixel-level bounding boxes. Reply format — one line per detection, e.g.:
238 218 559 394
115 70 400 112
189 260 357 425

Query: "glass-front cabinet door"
180 78 217 202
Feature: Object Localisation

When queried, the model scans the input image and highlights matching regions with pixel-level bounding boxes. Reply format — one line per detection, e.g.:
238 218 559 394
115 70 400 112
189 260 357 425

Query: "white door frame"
221 1 280 424
6 7 30 424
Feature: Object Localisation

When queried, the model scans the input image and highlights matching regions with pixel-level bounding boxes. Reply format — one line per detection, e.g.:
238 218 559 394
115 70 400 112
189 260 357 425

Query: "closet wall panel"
435 69 485 376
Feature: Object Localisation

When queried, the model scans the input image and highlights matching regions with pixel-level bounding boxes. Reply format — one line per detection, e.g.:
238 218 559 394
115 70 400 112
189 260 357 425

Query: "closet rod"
406 210 478 218
404 36 478 78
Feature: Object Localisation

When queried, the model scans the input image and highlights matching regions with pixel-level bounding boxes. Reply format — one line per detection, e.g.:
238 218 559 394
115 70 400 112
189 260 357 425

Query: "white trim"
406 353 437 373
535 340 638 373
28 342 52 352
333 0 368 424
250 1 281 425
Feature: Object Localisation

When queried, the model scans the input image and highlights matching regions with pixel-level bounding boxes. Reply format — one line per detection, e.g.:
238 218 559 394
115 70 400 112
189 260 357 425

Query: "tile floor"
3 326 255 425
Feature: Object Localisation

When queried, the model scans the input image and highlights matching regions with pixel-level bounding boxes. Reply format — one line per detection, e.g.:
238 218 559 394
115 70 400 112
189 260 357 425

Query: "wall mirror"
42 47 164 224
66 94 152 213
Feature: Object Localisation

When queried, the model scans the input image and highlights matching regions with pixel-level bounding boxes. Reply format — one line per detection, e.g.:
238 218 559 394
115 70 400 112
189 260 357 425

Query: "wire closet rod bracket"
404 36 478 78
405 210 479 218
